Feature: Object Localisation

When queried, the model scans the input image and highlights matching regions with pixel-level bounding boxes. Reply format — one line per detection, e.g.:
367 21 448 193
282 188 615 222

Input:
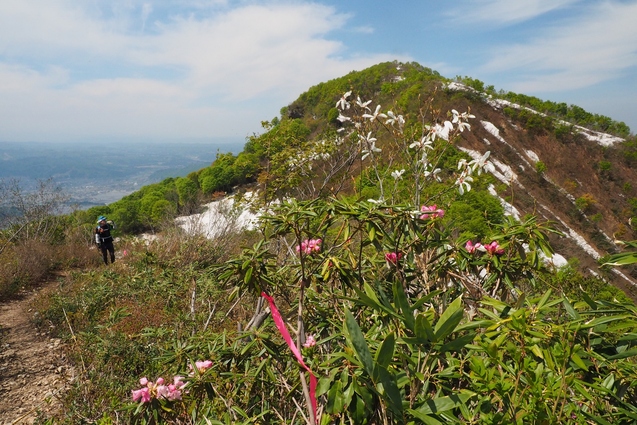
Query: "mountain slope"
279 61 637 294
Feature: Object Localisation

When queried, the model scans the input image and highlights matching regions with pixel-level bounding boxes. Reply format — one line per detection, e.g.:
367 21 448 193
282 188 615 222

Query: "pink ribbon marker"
262 292 318 421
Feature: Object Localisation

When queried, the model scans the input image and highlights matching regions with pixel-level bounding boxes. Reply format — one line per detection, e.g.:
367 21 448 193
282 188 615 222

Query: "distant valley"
0 140 243 208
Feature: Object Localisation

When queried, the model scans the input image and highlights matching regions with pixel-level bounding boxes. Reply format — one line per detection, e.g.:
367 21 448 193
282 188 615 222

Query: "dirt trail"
0 283 73 425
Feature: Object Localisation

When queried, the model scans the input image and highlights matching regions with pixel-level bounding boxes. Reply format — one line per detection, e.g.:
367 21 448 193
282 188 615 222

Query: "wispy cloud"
480 1 637 92
447 0 580 25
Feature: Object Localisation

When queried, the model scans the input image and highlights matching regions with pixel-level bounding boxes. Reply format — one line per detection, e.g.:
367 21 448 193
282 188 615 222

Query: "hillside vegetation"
2 61 637 424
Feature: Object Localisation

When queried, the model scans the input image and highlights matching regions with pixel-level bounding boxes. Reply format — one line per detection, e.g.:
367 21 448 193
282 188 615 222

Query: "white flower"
424 167 442 182
468 151 494 175
362 104 382 121
451 109 475 132
336 91 352 110
337 113 351 123
457 121 471 132
452 109 475 123
456 175 473 195
359 132 381 160
433 121 453 141
409 135 434 150
391 169 405 180
367 198 384 205
355 96 372 111
384 111 404 128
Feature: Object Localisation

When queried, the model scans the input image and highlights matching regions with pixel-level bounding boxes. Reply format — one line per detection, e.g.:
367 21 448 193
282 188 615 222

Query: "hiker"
95 215 116 264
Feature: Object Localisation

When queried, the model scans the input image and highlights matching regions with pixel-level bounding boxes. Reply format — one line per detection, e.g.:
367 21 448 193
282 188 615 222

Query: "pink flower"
296 238 322 255
303 334 316 348
191 360 213 374
465 240 483 254
132 374 187 403
420 205 445 219
484 241 504 256
132 387 151 403
156 384 169 399
384 252 403 264
197 360 213 371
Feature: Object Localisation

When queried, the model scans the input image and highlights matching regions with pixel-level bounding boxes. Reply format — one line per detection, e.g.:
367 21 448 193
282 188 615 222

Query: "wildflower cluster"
132 376 186 403
385 251 403 265
420 205 445 219
297 238 322 255
303 334 317 348
456 151 495 195
334 90 488 202
465 240 504 256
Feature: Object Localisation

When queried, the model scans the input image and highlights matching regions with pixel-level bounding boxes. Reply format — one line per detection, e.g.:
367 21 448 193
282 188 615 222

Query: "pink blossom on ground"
420 205 445 219
296 238 322 255
303 334 317 348
484 241 505 256
385 252 403 264
132 375 186 403
132 387 151 403
465 240 483 254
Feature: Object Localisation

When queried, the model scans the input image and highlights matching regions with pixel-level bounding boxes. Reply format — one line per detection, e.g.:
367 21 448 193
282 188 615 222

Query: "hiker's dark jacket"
95 222 114 244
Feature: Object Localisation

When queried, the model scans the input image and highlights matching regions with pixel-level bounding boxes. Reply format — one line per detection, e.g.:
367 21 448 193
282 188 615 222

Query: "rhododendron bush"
41 88 637 424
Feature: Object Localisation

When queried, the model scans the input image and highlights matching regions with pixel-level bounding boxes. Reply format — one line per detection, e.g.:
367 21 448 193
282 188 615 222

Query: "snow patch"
540 251 569 269
176 193 260 239
576 127 623 147
488 184 520 220
481 121 507 144
526 150 540 163
478 93 624 147
491 158 518 184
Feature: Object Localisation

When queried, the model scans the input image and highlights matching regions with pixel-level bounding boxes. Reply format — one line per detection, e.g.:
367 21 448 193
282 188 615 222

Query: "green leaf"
375 333 395 368
581 290 598 309
326 380 344 414
415 313 435 342
562 297 579 320
316 376 333 397
536 289 552 310
570 352 588 370
393 281 414 331
601 252 637 267
344 309 374 376
407 410 443 425
410 391 475 416
373 365 403 416
605 348 637 360
439 333 474 353
243 266 253 285
434 296 463 341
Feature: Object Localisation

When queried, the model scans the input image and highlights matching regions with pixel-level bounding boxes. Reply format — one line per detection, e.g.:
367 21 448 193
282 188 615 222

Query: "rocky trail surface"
0 281 73 424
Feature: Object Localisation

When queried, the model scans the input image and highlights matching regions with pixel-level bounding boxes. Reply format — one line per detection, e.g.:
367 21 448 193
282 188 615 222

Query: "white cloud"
448 0 579 25
0 1 404 142
480 1 637 92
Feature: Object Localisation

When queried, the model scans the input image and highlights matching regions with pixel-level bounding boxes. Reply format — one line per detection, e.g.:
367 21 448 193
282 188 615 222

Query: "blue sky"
1 0 635 145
